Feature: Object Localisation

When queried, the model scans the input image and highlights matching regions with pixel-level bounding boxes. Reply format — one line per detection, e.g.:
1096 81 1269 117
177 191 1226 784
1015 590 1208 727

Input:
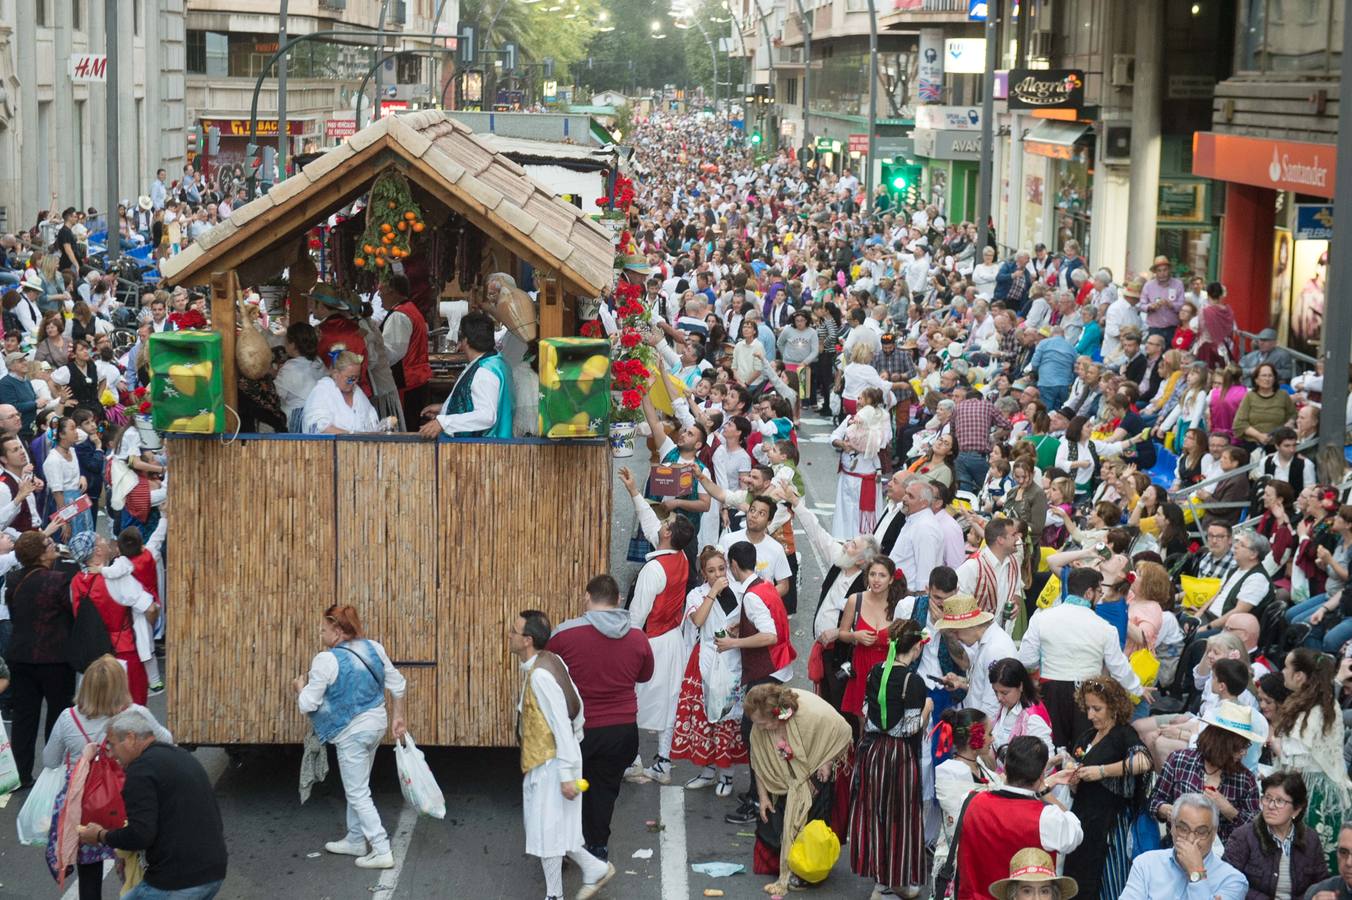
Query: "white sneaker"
354 850 394 869
714 774 735 797
622 757 646 783
685 768 717 790
354 848 392 870
324 839 366 857
642 757 671 785
575 862 616 900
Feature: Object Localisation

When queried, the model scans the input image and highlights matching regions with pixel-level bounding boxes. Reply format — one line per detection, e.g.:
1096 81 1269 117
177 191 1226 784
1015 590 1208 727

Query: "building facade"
0 0 187 235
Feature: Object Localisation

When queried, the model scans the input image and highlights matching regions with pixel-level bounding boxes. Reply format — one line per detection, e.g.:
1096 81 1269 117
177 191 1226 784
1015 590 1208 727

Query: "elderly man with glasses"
1121 792 1247 899
1201 531 1276 633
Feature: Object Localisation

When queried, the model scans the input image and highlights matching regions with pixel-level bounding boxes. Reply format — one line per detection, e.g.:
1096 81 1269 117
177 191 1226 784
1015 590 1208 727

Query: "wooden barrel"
164 434 612 747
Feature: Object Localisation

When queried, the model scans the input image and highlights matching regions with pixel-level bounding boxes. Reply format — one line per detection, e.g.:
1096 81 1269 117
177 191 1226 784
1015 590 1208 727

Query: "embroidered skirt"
848 733 925 888
671 647 747 769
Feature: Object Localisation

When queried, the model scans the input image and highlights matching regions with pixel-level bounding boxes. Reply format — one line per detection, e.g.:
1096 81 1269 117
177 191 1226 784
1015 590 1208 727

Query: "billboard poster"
1271 228 1291 342
918 29 943 103
1288 237 1328 358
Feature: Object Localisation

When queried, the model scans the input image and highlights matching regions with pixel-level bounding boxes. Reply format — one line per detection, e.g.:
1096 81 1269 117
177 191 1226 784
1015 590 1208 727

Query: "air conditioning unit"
1027 31 1055 61
1111 54 1135 88
1102 124 1132 165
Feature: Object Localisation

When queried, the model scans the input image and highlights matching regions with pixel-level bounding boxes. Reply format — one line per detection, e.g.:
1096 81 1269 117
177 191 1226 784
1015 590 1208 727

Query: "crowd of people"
508 112 1352 900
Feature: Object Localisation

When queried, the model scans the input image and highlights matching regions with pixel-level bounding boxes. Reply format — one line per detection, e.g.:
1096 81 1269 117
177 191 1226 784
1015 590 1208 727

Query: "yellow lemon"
167 412 216 433
539 343 561 391
576 779 589 792
168 362 213 397
575 354 610 393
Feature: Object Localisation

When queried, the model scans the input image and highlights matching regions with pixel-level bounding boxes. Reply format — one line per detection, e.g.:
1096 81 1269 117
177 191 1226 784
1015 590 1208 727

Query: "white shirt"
1024 297 1053 330
1018 602 1143 692
1205 565 1269 619
842 325 882 362
891 507 944 588
381 308 414 365
903 257 930 295
961 624 1018 719
275 357 326 421
301 376 381 434
841 362 894 403
42 445 82 494
718 528 791 586
297 639 407 743
992 703 1055 755
436 356 503 436
1102 298 1142 360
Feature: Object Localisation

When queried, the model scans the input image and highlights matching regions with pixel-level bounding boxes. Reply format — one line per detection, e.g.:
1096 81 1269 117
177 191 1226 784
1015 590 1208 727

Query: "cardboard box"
538 337 612 439
148 331 225 434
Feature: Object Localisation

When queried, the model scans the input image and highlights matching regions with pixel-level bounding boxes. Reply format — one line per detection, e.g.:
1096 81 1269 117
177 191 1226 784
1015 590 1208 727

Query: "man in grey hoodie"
550 575 655 862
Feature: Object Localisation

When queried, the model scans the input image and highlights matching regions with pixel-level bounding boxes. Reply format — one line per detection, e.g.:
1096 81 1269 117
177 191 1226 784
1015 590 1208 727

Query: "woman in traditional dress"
1273 648 1352 870
301 347 383 435
932 707 1001 888
836 555 907 726
1193 281 1236 368
1061 677 1154 900
988 658 1053 758
41 655 172 900
744 683 852 895
848 618 931 899
829 387 888 539
672 547 747 796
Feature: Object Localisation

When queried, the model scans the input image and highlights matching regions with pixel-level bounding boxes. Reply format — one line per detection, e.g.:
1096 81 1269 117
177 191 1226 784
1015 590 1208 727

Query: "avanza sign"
1007 68 1085 110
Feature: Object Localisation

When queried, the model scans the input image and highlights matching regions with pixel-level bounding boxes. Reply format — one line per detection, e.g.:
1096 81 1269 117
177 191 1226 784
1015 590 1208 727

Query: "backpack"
67 581 113 673
71 715 128 830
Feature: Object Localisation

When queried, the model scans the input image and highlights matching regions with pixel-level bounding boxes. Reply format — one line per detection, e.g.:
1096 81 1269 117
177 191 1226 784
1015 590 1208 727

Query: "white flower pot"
609 420 636 458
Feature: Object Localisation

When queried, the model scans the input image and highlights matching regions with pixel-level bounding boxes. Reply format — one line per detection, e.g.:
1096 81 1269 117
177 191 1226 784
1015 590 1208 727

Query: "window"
73 0 82 30
187 30 229 77
1237 0 1340 73
134 0 142 36
36 0 46 26
785 77 798 106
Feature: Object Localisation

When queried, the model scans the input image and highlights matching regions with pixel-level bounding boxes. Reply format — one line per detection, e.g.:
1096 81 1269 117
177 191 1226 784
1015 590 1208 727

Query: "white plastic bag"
704 653 739 724
394 734 446 819
17 766 64 846
0 717 18 797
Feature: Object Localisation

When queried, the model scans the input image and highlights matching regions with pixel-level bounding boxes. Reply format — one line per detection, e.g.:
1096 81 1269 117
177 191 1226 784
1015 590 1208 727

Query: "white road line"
371 803 419 900
61 860 113 900
659 786 689 900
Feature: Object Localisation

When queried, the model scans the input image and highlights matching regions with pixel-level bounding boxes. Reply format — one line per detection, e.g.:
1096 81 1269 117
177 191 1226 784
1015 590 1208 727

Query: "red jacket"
317 316 369 394
389 300 432 391
71 572 136 656
550 609 655 729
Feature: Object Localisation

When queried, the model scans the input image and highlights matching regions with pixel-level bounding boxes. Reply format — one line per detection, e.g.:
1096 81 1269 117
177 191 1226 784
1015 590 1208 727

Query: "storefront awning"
1023 120 1090 160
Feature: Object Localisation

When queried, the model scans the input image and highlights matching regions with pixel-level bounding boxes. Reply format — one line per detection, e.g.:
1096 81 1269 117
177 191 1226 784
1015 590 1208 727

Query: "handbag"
933 791 978 899
807 641 827 683
80 739 127 830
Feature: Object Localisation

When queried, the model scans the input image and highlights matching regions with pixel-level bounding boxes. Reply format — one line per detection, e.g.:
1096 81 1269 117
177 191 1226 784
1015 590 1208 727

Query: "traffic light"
207 126 220 156
750 131 763 145
186 126 202 154
880 160 922 205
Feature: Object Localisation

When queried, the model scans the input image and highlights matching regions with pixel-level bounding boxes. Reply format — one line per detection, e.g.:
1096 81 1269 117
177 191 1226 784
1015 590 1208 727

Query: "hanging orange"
354 257 366 267
363 243 375 254
403 211 416 221
412 222 425 233
387 201 396 209
397 221 407 232
380 223 393 233
374 257 386 267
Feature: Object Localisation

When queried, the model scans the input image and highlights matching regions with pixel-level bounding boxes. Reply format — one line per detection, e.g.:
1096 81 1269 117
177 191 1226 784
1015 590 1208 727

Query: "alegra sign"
1007 68 1085 110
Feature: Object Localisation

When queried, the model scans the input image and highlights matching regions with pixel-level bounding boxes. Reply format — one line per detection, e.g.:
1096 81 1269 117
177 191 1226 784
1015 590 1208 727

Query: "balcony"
879 0 977 26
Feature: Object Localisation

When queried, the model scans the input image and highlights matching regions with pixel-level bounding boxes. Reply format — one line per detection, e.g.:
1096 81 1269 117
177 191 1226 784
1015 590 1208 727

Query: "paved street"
0 411 880 900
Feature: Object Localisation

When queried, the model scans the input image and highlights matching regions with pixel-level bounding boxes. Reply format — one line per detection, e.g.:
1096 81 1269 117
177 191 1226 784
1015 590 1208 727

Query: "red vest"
0 470 34 532
128 550 158 603
71 572 136 655
643 552 689 638
956 790 1051 900
739 579 797 683
390 301 432 391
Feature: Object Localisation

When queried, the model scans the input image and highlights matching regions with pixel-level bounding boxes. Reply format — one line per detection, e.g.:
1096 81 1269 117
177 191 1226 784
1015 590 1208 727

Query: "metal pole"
375 0 390 121
277 0 289 178
864 0 877 209
793 0 812 162
976 0 999 251
104 0 120 263
1319 0 1352 474
749 0 776 144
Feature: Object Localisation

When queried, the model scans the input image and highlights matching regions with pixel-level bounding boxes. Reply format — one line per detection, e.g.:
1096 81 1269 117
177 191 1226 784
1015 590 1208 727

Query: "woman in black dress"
1061 676 1154 900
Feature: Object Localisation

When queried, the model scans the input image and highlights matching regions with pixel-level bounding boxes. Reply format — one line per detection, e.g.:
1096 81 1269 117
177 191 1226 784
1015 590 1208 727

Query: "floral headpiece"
771 705 794 722
918 628 932 647
1322 488 1340 512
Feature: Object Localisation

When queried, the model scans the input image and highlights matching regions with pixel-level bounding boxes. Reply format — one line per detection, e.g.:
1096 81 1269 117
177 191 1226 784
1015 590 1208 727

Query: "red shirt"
550 611 656 729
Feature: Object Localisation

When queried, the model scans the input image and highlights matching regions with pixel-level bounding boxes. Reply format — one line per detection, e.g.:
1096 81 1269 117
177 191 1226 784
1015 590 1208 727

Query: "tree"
460 0 603 83
581 0 688 95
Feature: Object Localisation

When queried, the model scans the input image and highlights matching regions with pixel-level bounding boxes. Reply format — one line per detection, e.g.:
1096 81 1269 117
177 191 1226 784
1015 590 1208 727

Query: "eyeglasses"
1260 795 1293 808
1173 824 1214 840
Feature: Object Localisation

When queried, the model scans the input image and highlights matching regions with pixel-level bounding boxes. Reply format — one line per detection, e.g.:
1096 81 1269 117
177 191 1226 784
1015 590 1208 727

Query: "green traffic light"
751 132 763 145
891 175 907 190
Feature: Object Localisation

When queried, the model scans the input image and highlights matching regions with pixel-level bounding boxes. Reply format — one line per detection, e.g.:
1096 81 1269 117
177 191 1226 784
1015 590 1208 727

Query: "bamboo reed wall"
165 436 612 747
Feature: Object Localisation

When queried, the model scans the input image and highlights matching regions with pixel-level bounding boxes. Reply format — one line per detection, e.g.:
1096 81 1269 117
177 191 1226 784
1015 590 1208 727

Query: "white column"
53 0 75 211
15 2 36 223
1125 0 1163 275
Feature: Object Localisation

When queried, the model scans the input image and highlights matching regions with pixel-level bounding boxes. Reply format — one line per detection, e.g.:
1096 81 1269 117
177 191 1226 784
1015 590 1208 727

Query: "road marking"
659 786 689 900
61 860 113 900
371 802 419 900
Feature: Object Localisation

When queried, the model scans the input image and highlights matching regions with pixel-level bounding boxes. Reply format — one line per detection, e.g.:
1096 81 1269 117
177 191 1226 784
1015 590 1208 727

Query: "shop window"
36 0 46 26
1237 0 1339 73
1051 149 1092 254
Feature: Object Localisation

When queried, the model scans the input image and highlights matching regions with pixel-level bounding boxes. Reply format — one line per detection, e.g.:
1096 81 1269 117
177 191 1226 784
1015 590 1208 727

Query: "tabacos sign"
1007 68 1085 111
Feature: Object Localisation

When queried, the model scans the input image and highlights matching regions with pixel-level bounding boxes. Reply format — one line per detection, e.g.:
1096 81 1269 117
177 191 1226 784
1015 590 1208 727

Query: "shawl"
1199 302 1235 348
1279 704 1352 803
748 689 852 885
55 743 97 887
845 405 890 458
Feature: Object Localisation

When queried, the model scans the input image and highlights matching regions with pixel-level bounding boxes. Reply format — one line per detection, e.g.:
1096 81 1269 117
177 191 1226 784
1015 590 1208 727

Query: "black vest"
817 504 907 608
64 361 100 414
1263 454 1308 494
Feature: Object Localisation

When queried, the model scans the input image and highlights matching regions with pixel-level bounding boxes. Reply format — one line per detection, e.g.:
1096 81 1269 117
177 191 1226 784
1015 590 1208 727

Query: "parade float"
156 111 617 748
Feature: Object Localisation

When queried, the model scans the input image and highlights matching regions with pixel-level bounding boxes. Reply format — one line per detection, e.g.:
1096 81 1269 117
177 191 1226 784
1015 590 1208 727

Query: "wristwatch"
1187 869 1206 884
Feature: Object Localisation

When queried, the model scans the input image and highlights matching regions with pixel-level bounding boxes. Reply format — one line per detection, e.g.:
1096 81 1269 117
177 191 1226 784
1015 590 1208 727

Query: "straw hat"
988 848 1078 900
1122 276 1147 299
137 195 154 212
934 594 993 630
19 270 44 293
1202 700 1264 743
1151 255 1171 271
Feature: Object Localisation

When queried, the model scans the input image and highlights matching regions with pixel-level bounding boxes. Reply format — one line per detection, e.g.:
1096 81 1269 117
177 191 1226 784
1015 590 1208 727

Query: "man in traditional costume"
511 609 616 900
310 284 370 395
617 467 695 786
955 517 1025 636
418 312 513 438
379 274 433 431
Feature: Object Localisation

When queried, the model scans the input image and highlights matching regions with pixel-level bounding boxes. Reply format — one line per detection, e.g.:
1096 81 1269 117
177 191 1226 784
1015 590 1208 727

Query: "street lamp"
650 20 661 31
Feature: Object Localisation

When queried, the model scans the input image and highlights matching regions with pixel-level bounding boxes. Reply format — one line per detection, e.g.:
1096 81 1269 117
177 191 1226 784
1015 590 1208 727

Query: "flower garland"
608 276 656 417
596 175 636 214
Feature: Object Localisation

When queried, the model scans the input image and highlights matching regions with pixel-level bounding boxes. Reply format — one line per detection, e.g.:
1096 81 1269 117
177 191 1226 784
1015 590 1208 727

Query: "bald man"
0 404 20 438
1222 612 1271 678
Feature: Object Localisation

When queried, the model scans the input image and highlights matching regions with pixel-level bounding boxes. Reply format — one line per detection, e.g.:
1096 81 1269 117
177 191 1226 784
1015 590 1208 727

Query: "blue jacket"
1029 335 1078 388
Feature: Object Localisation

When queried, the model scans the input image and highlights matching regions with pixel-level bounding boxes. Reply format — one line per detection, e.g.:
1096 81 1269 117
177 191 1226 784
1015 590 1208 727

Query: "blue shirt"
1029 335 1078 388
1120 848 1247 900
1095 598 1129 647
756 322 777 361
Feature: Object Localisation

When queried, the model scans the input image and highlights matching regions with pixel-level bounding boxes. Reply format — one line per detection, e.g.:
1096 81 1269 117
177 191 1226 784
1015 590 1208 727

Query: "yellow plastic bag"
1180 575 1221 612
1181 495 1204 526
1037 573 1062 609
99 387 117 407
1128 648 1161 704
786 819 839 884
1038 546 1057 574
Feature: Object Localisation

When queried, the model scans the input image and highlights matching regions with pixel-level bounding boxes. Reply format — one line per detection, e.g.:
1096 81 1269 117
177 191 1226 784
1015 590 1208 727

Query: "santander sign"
1192 132 1336 199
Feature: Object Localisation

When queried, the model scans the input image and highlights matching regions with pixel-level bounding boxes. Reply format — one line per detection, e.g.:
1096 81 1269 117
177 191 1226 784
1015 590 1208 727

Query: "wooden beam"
210 270 241 433
538 274 562 339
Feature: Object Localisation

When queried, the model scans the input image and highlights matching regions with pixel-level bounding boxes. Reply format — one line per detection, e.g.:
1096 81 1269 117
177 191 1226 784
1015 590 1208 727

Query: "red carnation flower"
596 196 610 207
620 330 641 349
138 401 152 414
621 389 642 409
